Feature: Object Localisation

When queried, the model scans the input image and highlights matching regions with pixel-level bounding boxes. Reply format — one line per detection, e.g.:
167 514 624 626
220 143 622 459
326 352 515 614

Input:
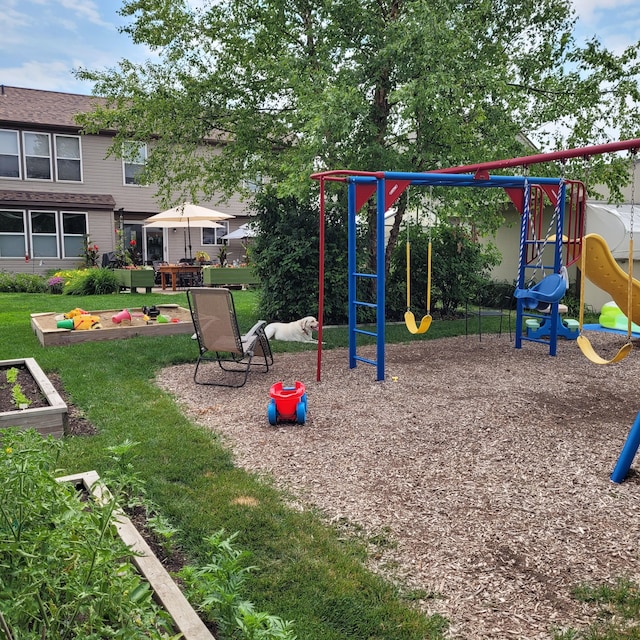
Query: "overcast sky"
0 0 638 95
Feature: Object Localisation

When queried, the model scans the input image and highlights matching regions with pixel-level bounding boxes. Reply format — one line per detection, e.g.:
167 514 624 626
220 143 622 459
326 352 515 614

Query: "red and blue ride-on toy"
268 381 307 425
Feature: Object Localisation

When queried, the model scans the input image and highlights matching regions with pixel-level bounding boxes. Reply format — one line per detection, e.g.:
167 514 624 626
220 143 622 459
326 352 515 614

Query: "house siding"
0 86 253 274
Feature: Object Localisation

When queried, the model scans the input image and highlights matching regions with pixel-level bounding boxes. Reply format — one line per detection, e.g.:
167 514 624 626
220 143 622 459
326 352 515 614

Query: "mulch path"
156 332 640 639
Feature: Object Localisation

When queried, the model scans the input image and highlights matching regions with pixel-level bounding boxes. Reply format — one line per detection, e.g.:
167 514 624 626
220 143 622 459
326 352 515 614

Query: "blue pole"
376 177 386 381
348 180 357 369
611 410 640 483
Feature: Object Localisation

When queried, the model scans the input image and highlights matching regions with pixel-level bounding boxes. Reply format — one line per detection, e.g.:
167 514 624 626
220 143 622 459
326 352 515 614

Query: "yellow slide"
582 234 640 326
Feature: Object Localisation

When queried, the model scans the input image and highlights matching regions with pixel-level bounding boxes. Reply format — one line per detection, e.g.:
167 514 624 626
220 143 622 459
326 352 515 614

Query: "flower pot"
202 267 260 287
114 269 155 293
0 358 68 438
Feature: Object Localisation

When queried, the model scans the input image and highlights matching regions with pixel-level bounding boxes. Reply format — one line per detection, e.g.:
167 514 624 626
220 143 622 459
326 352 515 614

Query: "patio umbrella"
220 223 257 240
144 203 234 259
144 219 223 261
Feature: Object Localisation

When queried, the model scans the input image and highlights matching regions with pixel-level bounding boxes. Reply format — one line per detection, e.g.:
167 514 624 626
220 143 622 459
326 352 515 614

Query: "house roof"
0 85 106 132
0 190 116 210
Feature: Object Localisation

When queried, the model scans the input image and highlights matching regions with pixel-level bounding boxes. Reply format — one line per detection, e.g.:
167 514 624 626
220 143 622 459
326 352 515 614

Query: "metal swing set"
312 137 640 381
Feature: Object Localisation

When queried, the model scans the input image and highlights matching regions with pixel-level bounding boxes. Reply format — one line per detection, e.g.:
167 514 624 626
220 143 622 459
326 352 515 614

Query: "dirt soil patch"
156 332 640 640
0 366 95 436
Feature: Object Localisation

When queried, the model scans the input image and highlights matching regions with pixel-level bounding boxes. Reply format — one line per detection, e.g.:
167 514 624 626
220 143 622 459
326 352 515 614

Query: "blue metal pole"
611 410 640 483
348 180 357 369
548 180 566 357
376 177 386 381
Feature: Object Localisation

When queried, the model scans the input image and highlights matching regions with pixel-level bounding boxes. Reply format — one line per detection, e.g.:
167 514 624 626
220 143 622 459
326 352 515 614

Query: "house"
0 85 253 275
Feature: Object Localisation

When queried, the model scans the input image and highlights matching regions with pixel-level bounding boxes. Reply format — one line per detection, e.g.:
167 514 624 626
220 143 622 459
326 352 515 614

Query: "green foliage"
554 578 640 639
63 268 120 295
5 367 18 384
0 270 47 293
251 189 348 324
179 530 296 640
75 0 640 289
387 222 501 319
477 280 517 309
0 428 179 639
11 384 31 409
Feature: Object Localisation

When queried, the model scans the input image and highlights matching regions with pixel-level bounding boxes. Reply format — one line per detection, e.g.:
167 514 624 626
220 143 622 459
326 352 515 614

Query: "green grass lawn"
0 291 623 640
1 290 450 640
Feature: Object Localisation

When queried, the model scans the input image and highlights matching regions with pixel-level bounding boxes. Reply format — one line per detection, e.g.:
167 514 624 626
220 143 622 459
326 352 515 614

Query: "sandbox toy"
267 381 307 425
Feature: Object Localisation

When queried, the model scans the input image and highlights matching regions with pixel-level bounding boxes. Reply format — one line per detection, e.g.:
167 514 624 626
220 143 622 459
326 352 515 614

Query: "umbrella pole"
183 229 188 260
188 221 192 260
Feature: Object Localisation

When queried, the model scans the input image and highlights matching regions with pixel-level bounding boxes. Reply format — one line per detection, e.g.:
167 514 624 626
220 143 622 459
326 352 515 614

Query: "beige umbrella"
144 203 234 258
144 219 223 261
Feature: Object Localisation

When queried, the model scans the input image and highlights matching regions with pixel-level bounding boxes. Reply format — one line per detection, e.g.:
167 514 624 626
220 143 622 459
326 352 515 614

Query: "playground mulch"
157 332 640 640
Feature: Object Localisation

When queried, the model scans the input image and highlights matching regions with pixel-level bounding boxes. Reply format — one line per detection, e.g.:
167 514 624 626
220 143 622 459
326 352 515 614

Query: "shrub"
0 270 48 293
64 268 120 295
251 189 348 325
387 223 501 319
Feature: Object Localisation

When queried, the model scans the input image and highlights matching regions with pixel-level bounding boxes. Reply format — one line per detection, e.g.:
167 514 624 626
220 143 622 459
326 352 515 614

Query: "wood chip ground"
156 333 640 639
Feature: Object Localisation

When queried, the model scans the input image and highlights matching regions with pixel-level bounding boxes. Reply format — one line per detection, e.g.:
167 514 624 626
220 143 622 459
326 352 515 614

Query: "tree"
75 0 640 296
250 189 348 324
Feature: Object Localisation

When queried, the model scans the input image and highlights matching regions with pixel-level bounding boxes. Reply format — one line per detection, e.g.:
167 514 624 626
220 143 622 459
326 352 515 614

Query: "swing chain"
527 162 565 287
631 149 637 240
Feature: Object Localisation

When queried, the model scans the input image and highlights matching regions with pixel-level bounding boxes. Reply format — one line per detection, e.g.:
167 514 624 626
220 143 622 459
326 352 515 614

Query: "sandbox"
31 305 194 347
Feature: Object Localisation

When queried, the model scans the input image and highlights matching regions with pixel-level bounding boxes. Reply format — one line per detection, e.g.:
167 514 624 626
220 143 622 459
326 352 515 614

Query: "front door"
145 227 164 263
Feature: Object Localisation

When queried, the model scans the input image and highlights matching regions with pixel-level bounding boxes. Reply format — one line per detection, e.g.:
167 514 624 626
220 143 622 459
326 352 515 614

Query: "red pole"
433 138 640 174
317 177 326 382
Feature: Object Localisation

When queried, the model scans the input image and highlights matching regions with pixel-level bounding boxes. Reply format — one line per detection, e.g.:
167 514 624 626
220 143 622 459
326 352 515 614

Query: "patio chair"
187 288 273 387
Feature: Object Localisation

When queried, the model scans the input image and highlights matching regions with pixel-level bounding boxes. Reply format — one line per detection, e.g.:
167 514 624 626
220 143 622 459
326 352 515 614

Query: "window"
0 209 87 259
123 142 147 185
55 135 82 182
0 130 20 178
243 174 262 193
62 212 88 259
23 132 52 180
202 222 229 246
30 211 58 258
0 210 27 257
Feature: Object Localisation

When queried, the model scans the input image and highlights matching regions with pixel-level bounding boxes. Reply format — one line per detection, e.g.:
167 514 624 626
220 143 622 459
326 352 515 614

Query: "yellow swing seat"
404 310 432 334
576 334 633 365
404 239 432 335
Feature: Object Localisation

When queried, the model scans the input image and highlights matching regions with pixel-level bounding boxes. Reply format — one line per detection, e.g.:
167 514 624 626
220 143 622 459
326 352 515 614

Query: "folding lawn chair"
187 288 273 387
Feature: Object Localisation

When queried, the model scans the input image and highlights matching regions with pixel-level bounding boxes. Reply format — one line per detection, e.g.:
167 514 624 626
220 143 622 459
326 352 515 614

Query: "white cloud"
58 0 109 27
572 0 636 23
0 61 92 93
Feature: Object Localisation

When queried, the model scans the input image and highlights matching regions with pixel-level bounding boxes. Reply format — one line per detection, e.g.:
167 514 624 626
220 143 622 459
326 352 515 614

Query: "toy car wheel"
296 401 306 425
301 393 308 410
268 400 278 426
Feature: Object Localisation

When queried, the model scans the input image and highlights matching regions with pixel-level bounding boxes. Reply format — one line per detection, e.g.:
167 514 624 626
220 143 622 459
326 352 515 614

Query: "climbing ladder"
513 179 585 354
347 178 386 381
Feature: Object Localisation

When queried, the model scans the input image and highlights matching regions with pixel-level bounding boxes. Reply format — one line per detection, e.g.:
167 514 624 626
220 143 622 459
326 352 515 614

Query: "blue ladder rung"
521 335 552 346
355 355 377 366
354 300 377 308
354 328 377 337
353 272 377 278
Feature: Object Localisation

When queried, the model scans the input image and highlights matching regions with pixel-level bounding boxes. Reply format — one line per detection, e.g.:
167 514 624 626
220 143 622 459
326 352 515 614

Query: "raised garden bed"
31 305 194 347
114 268 156 293
0 358 68 437
202 267 260 287
56 471 215 640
